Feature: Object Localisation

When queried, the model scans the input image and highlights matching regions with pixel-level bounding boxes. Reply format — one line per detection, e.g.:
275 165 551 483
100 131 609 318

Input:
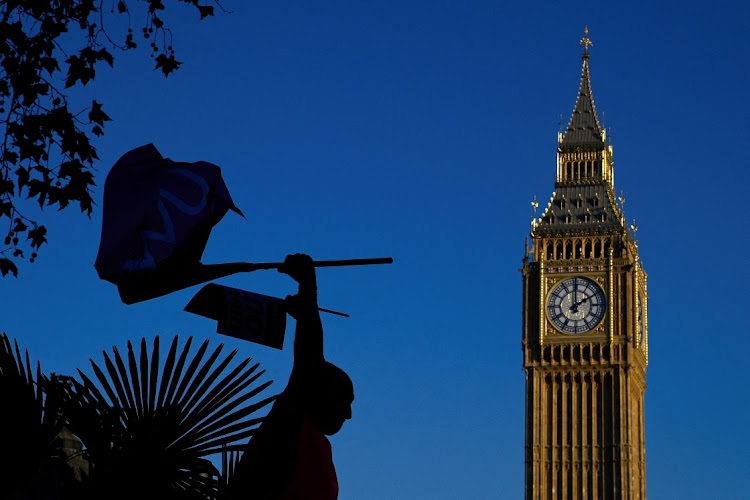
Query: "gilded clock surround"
521 30 648 500
546 276 607 335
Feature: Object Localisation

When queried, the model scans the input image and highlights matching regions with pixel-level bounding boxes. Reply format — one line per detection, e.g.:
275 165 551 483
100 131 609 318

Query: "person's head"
307 362 354 435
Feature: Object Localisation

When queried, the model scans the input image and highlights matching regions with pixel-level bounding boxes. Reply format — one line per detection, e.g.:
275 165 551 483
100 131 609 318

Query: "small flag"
95 144 242 303
185 284 287 350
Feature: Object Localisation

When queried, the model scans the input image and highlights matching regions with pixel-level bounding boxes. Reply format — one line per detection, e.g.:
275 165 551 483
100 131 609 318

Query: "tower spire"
561 26 604 148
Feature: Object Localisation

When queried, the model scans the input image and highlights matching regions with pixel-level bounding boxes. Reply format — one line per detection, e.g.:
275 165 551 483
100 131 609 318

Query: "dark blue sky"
2 1 749 498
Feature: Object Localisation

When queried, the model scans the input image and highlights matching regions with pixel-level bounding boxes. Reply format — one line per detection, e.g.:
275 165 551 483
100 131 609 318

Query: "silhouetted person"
230 254 354 499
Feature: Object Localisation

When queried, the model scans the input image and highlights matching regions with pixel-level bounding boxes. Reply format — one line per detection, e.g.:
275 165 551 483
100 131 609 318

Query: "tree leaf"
26 179 46 200
0 202 12 218
0 258 19 277
0 179 15 196
27 225 47 250
14 167 29 191
3 151 18 165
13 220 27 233
88 100 111 126
154 54 182 76
64 55 84 88
98 48 114 67
148 0 166 13
198 5 214 19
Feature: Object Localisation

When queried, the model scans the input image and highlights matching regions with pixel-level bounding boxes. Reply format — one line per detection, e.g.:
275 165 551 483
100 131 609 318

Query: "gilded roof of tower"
534 184 624 235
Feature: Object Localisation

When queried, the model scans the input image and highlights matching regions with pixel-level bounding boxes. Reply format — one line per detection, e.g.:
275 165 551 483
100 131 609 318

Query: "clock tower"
521 29 648 499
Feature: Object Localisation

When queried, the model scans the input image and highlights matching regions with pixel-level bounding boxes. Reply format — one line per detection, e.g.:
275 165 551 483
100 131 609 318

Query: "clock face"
547 277 606 334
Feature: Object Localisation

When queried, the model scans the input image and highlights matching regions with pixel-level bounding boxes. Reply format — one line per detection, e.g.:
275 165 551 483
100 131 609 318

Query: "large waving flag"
95 144 244 304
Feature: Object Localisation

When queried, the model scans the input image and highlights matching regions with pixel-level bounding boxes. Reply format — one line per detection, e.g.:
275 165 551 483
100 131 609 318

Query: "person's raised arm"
280 254 325 371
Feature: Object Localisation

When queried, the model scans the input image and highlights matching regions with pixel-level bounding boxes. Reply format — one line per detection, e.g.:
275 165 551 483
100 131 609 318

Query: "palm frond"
219 444 246 491
0 333 68 495
67 335 274 498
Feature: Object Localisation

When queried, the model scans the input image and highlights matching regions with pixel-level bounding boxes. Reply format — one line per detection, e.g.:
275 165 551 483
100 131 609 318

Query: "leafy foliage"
0 333 274 498
64 335 274 499
0 0 226 276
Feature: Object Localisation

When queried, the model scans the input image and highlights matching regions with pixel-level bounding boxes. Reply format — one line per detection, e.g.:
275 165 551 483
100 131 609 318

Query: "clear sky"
2 1 749 498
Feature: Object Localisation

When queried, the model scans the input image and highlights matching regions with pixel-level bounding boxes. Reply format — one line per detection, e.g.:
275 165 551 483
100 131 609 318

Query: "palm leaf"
157 335 180 411
67 335 274 499
126 341 144 418
165 336 194 408
148 337 159 414
113 346 138 418
172 339 211 408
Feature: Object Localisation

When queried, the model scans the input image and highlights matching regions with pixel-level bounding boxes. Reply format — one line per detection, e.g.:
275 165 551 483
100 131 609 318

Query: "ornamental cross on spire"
580 26 593 55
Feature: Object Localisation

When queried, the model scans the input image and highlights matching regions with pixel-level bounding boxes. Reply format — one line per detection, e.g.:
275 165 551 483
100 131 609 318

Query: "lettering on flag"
123 167 211 272
185 284 287 350
95 144 243 302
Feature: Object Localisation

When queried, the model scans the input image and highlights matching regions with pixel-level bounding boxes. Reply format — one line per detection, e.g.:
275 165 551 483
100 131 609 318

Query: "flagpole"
119 258 392 304
318 307 350 318
241 257 393 271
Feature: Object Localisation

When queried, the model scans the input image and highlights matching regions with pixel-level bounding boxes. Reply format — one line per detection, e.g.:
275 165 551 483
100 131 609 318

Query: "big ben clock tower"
521 29 648 500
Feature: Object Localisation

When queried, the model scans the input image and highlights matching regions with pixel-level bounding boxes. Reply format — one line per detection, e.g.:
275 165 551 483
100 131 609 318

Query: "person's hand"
278 253 317 290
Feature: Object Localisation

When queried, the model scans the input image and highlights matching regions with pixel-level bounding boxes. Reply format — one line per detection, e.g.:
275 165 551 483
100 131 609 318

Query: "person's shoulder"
266 384 304 426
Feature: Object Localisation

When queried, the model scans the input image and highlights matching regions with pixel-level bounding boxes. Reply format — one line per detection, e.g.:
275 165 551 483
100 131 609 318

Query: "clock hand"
569 295 589 315
573 295 589 308
568 294 579 313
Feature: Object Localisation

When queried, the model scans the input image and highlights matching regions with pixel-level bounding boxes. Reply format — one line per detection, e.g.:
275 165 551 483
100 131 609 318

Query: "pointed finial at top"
580 26 593 59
